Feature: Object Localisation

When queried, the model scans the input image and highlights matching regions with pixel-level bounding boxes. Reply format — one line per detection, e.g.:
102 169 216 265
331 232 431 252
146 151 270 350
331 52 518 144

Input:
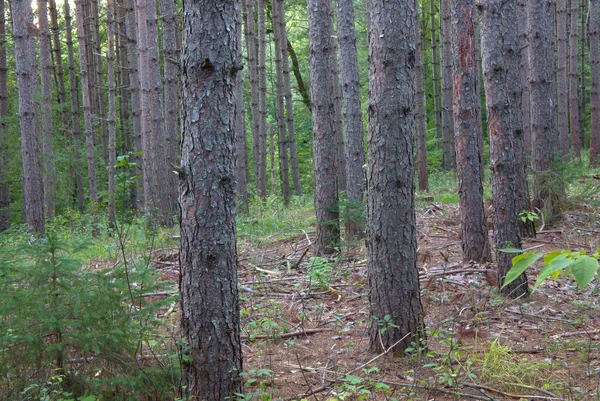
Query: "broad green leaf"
544 249 569 264
532 256 573 292
502 252 543 289
571 256 599 290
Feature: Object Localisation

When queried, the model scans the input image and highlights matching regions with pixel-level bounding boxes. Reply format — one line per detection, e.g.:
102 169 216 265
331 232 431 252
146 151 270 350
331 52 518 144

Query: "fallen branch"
383 381 496 401
461 382 561 400
552 328 600 339
243 327 335 341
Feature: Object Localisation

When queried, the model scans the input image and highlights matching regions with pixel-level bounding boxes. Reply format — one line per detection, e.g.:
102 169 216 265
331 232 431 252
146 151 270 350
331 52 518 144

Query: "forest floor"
151 195 600 400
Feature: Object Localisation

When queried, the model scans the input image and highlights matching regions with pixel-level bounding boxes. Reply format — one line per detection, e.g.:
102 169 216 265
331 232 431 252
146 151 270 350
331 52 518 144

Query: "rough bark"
75 0 99 222
161 0 180 206
451 0 491 263
579 0 587 149
441 0 455 171
257 0 268 199
38 0 56 219
11 0 45 233
518 0 531 161
557 0 570 157
415 3 428 192
480 0 529 298
276 0 301 196
64 0 86 212
272 0 290 205
179 0 243 398
308 0 340 255
590 0 600 165
331 39 347 193
234 72 249 212
336 0 366 236
569 0 581 157
0 0 9 232
366 0 424 354
107 0 117 226
430 0 442 141
528 0 563 217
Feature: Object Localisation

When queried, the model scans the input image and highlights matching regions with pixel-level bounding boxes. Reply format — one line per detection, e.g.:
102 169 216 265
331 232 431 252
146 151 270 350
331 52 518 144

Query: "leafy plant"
501 248 599 292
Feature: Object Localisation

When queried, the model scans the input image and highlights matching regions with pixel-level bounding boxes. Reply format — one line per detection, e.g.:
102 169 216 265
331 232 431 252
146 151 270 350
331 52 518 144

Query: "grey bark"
441 0 455 171
64 0 86 213
557 0 570 157
0 0 9 231
415 3 428 192
590 0 600 165
11 0 45 233
366 0 424 354
275 0 302 196
308 0 340 255
179 0 243 397
518 0 532 161
480 0 529 297
451 0 492 263
38 0 56 219
527 0 563 217
272 0 290 205
336 0 366 236
569 0 581 157
430 0 442 141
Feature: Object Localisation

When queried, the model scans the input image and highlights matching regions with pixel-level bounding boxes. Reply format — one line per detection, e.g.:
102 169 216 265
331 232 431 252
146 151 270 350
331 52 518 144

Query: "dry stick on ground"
381 381 497 401
242 327 335 341
461 382 561 400
295 353 320 401
552 328 600 338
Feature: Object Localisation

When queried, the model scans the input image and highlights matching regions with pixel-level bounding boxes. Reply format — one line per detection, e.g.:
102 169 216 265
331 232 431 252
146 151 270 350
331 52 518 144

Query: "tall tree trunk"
257 0 268 199
367 0 424 354
452 0 492 263
336 0 366 236
48 0 68 123
137 0 175 225
75 0 99 224
234 72 249 212
518 0 532 161
269 125 276 195
481 0 529 298
557 0 570 157
580 0 587 149
569 0 581 157
38 0 56 219
308 0 340 255
589 0 600 165
287 39 312 111
331 40 346 193
441 0 455 171
275 0 301 196
179 0 243 397
64 0 86 212
415 3 428 192
528 0 563 218
272 0 290 205
0 0 9 232
107 0 117 226
430 0 442 141
10 0 45 233
125 0 143 210
90 0 109 166
161 0 179 209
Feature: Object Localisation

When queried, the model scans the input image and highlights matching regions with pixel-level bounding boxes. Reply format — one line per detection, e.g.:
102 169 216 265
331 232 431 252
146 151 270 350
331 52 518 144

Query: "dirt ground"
158 202 600 400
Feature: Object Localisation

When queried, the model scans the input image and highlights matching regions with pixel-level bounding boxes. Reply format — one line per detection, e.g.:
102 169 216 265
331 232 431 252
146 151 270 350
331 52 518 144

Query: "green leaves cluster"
502 248 599 293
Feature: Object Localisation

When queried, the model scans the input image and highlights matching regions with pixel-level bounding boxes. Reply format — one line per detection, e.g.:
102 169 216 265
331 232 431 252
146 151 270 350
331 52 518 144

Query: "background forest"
1 0 600 399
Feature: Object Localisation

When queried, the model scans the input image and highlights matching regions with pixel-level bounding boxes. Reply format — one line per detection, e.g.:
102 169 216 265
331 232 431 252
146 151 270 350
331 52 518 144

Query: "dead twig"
243 328 335 341
295 353 320 401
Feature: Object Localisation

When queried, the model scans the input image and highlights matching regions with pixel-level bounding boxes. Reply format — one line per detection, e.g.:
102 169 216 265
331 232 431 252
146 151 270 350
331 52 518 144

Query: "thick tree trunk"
257 0 268 199
275 0 301 196
64 0 86 213
308 0 340 255
415 4 428 192
430 0 442 141
38 0 56 219
366 0 424 354
440 0 455 171
75 0 99 223
528 0 563 218
518 0 532 161
336 0 366 236
557 0 570 157
179 0 243 398
161 0 180 207
569 0 581 157
590 0 600 165
272 0 290 205
481 0 529 298
451 0 492 263
11 0 45 233
125 0 143 209
107 0 117 226
0 0 9 231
